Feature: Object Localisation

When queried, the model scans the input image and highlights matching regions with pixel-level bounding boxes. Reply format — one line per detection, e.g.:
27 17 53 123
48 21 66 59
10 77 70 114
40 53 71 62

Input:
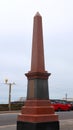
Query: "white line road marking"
0 113 19 115
0 124 16 128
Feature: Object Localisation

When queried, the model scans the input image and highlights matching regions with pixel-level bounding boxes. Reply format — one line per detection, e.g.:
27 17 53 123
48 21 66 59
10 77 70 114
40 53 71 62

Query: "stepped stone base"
17 100 59 130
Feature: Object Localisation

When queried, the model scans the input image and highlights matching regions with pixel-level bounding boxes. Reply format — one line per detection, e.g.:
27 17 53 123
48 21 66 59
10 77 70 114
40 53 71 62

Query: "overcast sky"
0 0 73 103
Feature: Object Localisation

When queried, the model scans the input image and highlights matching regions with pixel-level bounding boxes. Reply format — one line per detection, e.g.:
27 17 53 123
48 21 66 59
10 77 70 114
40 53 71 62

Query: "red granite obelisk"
17 12 59 130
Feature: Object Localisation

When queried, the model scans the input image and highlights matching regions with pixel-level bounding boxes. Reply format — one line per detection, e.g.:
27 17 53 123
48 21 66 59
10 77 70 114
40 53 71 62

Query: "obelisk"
17 12 59 130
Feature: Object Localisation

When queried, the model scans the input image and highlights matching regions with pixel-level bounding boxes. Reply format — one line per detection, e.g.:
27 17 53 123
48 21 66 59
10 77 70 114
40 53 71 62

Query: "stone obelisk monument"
17 12 59 130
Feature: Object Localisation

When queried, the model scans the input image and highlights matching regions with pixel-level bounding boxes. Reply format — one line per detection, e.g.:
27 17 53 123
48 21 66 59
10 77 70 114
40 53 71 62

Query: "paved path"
0 124 16 130
60 119 73 130
0 119 73 130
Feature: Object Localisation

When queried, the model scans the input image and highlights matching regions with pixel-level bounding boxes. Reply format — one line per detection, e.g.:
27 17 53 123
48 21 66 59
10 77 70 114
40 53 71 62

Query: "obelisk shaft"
31 12 45 72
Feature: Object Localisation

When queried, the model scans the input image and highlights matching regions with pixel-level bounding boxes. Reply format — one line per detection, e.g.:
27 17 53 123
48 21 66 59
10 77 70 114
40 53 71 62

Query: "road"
0 113 17 126
0 111 73 126
0 111 73 130
57 111 73 120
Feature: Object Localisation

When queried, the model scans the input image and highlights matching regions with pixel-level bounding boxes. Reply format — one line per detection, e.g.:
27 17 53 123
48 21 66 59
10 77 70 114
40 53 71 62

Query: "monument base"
17 100 59 130
17 121 59 130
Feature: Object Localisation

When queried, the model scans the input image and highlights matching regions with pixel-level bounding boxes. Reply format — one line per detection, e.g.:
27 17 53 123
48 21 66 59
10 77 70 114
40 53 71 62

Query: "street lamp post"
4 79 15 111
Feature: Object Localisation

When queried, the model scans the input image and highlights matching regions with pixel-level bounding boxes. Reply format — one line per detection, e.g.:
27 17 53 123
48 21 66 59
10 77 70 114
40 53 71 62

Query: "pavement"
0 119 73 130
60 119 73 130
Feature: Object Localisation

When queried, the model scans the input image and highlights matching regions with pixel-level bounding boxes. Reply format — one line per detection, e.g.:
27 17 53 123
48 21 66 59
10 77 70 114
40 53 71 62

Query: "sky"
0 0 73 103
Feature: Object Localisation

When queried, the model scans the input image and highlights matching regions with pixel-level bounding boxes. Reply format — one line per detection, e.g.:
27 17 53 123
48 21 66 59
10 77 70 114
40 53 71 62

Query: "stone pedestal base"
17 121 59 130
17 100 59 130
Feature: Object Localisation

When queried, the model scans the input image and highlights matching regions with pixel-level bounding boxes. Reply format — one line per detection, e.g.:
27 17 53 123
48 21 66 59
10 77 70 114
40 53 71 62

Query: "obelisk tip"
35 12 41 17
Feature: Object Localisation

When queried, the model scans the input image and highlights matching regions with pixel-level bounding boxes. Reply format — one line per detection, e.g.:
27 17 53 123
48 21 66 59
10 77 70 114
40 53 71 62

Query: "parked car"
67 101 73 110
70 102 73 110
50 99 71 111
